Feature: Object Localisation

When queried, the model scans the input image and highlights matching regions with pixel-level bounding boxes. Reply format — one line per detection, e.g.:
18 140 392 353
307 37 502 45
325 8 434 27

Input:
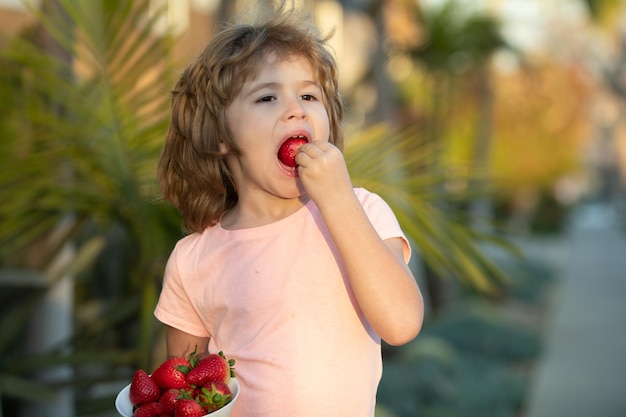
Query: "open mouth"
277 136 308 168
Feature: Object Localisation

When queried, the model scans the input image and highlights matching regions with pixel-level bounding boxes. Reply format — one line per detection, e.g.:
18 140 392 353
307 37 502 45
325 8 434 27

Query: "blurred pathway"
525 203 626 417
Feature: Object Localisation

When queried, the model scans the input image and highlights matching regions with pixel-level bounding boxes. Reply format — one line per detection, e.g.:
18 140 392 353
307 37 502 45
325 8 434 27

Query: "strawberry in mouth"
277 136 307 168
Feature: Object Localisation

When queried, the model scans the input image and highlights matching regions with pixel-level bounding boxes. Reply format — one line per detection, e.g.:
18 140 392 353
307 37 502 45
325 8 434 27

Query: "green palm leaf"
345 124 514 294
0 1 179 408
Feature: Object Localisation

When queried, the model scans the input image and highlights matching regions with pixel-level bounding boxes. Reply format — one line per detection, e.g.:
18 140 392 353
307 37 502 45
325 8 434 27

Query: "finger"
298 140 336 158
295 147 314 166
296 142 323 161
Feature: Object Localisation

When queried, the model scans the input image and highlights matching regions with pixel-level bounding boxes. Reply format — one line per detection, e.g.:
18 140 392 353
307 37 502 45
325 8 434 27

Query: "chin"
281 183 305 200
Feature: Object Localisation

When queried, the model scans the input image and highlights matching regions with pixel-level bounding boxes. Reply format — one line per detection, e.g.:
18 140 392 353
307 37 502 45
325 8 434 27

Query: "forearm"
317 191 424 346
165 326 210 358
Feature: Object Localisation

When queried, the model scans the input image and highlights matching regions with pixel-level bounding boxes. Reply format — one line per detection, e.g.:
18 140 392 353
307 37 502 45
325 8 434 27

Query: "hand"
296 140 353 208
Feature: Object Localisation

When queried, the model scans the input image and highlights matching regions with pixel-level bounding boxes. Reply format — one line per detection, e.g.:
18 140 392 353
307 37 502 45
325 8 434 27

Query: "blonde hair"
157 7 344 233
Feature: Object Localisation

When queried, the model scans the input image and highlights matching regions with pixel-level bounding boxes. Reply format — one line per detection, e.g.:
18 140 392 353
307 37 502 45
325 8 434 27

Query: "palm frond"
345 124 514 294
0 0 180 392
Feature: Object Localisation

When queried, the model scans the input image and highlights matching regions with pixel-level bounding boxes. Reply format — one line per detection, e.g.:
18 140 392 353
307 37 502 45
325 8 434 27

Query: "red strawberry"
159 388 183 414
203 380 231 396
151 357 191 390
129 369 160 406
198 380 232 412
174 398 204 417
278 137 307 167
132 401 165 417
186 351 235 386
180 385 199 398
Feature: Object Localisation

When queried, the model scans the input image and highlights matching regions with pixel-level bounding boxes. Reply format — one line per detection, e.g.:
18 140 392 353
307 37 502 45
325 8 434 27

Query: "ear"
218 141 229 154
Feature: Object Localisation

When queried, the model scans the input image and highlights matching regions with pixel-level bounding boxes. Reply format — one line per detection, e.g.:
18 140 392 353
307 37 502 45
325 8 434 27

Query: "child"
155 6 423 417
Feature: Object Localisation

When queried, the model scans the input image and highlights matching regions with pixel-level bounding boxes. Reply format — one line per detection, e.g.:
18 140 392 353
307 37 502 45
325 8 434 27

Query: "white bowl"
115 377 240 417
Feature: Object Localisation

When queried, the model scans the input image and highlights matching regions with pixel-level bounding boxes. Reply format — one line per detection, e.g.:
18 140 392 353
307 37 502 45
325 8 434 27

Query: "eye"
301 94 318 101
257 95 276 103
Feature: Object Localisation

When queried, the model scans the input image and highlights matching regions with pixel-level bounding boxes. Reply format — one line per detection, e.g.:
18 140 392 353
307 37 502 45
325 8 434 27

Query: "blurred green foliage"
0 1 536 415
377 255 556 417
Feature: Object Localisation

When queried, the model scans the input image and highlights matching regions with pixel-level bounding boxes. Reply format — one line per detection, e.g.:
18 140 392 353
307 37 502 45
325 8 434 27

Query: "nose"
285 97 307 120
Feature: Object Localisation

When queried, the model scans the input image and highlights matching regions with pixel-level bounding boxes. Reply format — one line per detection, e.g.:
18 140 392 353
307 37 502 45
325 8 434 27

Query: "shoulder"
352 186 399 225
170 225 219 258
353 187 389 210
353 187 411 261
164 225 221 282
353 186 401 229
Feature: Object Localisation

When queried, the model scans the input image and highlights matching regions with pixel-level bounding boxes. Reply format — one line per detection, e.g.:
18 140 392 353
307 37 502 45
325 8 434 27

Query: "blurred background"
0 0 625 416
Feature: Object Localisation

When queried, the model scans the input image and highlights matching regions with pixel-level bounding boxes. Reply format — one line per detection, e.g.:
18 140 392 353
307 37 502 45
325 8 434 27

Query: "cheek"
315 107 332 140
322 115 332 142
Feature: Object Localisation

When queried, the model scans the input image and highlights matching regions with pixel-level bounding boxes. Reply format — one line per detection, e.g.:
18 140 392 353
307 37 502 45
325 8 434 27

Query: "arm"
297 141 424 346
165 325 210 358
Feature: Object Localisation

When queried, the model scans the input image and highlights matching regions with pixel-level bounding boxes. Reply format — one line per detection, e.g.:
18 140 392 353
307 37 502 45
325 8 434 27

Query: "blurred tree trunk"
470 64 494 228
219 0 279 21
407 1 507 310
217 0 237 22
371 0 395 123
20 3 76 417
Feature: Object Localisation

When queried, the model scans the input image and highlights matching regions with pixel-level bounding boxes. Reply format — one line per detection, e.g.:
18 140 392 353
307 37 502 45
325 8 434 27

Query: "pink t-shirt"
154 188 410 417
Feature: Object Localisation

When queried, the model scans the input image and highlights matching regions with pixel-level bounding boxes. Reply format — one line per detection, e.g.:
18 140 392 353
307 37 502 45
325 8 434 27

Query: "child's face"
225 54 331 200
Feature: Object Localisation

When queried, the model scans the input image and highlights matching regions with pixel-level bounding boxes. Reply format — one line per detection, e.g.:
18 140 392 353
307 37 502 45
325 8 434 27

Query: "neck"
220 194 309 230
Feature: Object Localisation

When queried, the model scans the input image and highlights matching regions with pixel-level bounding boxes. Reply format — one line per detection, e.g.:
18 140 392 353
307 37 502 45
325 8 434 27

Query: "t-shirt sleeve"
154 240 211 338
355 188 412 263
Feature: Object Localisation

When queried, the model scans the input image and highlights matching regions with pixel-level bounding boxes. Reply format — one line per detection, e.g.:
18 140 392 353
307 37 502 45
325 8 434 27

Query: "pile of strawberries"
129 349 236 417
